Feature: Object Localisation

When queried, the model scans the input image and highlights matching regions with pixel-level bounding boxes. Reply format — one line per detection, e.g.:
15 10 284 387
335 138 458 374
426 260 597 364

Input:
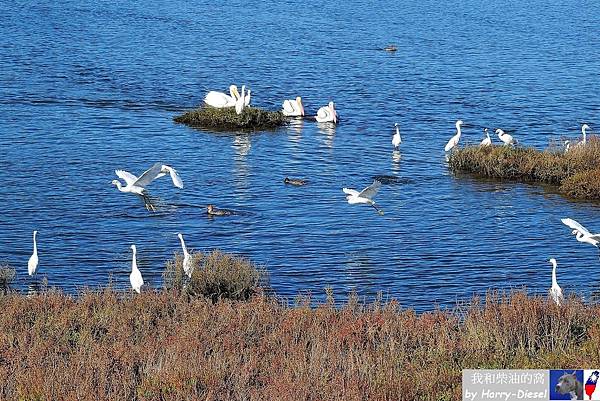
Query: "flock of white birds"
23 86 596 301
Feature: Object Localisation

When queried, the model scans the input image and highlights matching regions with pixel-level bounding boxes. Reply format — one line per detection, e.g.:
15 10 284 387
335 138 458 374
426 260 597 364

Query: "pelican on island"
282 97 305 117
204 85 240 108
444 120 463 152
129 245 143 294
496 128 517 146
343 180 384 215
547 258 563 306
28 230 38 276
392 123 401 150
316 101 338 123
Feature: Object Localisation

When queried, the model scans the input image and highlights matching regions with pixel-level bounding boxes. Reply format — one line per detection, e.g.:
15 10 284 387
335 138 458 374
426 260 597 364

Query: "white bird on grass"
235 85 246 115
480 128 492 147
547 258 564 306
444 120 463 152
392 123 402 150
316 101 338 123
282 97 305 117
177 233 193 278
561 218 600 259
244 88 251 107
575 123 591 147
564 140 571 153
28 230 38 276
129 245 143 294
112 163 183 211
204 85 240 108
496 128 517 146
343 180 384 215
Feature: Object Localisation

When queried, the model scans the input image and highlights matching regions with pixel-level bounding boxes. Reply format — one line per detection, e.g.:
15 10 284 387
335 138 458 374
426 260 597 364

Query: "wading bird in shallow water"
282 97 304 117
496 128 517 146
177 233 193 278
480 128 492 147
444 120 463 152
129 245 143 294
547 258 563 306
392 123 401 150
343 180 384 215
315 101 338 123
111 163 183 211
204 85 240 108
28 230 38 276
561 218 600 259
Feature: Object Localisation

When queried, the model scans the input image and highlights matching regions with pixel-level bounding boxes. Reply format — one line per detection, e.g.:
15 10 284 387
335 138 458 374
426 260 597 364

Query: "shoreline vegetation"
1 257 600 400
174 106 288 131
448 137 600 200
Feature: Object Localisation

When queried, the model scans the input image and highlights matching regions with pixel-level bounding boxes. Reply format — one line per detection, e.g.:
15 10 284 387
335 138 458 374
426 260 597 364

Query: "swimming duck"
383 44 398 52
207 204 234 216
284 177 307 186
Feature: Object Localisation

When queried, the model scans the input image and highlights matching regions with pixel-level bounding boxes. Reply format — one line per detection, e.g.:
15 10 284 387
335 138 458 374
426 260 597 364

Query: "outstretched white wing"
358 180 382 200
561 218 591 236
343 188 360 197
133 162 163 188
162 165 183 189
115 170 138 186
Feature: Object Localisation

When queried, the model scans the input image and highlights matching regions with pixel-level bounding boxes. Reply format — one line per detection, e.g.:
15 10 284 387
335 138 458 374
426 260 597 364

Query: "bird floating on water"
204 85 240 108
28 230 38 276
444 120 463 152
343 180 384 215
392 123 401 150
496 128 517 146
207 204 234 216
129 245 143 294
282 97 304 117
480 128 492 147
315 101 338 123
284 177 307 186
547 258 564 306
112 162 183 211
561 218 600 259
383 44 398 52
177 233 193 278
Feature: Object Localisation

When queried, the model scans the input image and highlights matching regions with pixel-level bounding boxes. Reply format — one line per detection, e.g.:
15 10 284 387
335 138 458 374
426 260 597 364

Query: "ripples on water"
0 0 599 311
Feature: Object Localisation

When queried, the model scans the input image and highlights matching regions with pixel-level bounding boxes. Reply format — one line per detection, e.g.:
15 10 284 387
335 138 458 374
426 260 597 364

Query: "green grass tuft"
174 106 288 131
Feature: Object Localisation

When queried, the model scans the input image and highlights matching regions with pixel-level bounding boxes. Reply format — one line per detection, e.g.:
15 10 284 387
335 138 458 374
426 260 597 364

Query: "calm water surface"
1 0 599 311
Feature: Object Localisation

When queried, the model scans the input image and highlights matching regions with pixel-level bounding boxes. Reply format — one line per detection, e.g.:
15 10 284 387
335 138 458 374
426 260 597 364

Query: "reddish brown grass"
1 290 599 400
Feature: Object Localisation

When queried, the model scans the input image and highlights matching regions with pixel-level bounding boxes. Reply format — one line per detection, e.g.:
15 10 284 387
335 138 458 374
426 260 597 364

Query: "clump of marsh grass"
163 250 266 302
0 263 15 294
448 137 600 199
174 106 287 131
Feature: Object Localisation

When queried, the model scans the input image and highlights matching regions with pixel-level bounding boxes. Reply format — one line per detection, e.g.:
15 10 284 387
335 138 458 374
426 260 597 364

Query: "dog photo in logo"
584 370 600 400
550 370 584 400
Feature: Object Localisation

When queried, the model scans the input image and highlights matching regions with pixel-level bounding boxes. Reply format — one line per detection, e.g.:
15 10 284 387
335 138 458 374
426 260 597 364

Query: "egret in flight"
343 180 384 215
28 230 38 276
561 218 600 259
177 233 193 278
392 123 401 150
112 163 183 211
496 128 517 146
444 120 463 152
480 128 492 147
547 258 564 306
129 245 143 294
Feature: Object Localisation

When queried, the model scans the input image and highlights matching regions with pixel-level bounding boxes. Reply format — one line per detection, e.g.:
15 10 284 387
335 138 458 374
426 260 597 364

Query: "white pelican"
282 97 305 117
112 162 183 211
28 230 38 276
392 123 401 150
343 180 383 215
480 128 492 147
204 85 240 108
444 120 463 152
129 245 143 294
316 101 338 123
177 233 193 278
235 85 246 115
496 128 517 146
547 258 563 306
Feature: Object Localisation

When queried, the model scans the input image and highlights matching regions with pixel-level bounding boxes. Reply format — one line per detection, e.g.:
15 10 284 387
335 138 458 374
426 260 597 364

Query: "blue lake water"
1 0 599 311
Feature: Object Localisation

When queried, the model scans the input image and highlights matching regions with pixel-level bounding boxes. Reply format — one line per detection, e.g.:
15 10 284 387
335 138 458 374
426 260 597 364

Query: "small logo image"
550 370 584 400
584 370 600 400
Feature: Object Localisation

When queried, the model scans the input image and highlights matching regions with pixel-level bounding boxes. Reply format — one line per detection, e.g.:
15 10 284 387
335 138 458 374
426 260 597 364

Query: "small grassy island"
174 106 288 131
448 138 600 200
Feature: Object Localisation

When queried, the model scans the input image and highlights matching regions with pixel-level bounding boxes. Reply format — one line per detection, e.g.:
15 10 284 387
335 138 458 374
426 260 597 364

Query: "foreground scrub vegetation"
448 137 600 200
174 106 287 131
1 248 599 401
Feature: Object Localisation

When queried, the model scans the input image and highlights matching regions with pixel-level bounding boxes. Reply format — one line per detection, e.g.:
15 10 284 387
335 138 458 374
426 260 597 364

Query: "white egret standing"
496 128 517 146
28 230 38 276
315 101 337 123
244 89 251 107
577 123 591 146
204 85 240 108
343 180 383 215
177 233 193 278
112 163 183 211
444 120 463 152
480 128 492 147
282 97 305 117
547 258 564 306
564 140 571 153
392 123 401 150
129 245 143 294
235 85 246 115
